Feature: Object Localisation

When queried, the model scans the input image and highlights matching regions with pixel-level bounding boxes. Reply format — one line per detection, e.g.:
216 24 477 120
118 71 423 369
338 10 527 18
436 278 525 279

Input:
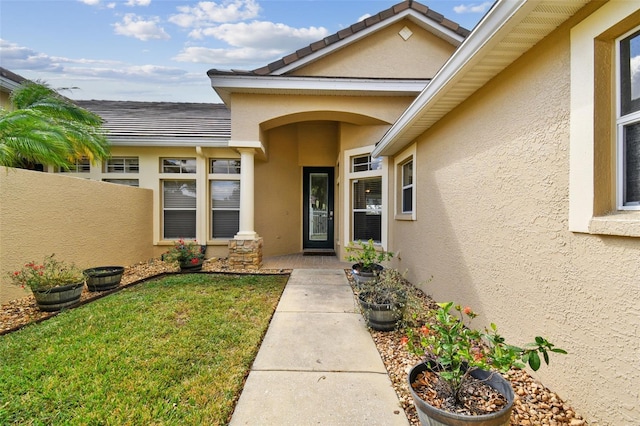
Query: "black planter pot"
32 281 84 312
408 362 515 426
84 266 124 292
179 260 203 273
358 291 406 331
351 263 384 286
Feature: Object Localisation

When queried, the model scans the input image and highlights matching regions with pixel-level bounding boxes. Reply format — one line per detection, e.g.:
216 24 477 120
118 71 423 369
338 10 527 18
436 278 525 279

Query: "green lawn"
0 273 288 425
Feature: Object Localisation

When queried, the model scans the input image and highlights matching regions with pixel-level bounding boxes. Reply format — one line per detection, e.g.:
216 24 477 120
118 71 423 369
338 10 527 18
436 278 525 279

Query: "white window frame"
162 179 197 240
343 145 388 248
59 157 90 173
569 2 640 236
105 157 139 174
616 27 640 210
209 158 241 241
394 144 416 220
161 158 196 174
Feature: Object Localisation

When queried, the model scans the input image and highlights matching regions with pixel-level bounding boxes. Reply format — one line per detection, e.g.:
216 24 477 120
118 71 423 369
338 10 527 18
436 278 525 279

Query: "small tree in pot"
403 302 566 425
345 239 393 285
357 268 408 331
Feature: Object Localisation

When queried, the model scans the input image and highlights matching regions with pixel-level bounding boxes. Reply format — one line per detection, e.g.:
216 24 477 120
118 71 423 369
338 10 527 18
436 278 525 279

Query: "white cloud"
126 0 151 6
113 14 170 41
631 55 640 100
453 1 493 14
172 45 282 66
188 21 328 50
78 0 101 5
169 0 260 28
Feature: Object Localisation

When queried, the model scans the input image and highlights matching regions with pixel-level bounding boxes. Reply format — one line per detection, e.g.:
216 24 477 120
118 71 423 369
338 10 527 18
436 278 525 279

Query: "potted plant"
84 266 125 292
403 302 566 425
356 268 410 331
345 239 393 285
164 239 206 272
8 254 85 312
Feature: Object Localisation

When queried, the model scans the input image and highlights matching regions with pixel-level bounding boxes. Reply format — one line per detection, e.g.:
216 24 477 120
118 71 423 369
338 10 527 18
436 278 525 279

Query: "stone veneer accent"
228 238 263 270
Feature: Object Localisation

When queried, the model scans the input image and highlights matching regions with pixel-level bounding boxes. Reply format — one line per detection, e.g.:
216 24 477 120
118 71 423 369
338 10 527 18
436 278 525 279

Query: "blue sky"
0 0 492 103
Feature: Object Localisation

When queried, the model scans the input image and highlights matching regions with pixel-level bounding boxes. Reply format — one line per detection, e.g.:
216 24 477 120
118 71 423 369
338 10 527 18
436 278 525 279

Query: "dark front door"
303 167 334 249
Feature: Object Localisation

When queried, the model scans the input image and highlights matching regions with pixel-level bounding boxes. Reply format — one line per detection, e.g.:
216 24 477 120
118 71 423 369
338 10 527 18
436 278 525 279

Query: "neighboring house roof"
76 100 230 147
0 67 28 94
208 0 469 104
373 0 591 157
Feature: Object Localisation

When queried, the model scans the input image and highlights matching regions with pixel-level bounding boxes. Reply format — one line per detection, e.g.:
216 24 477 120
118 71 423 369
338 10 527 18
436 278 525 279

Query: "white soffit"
373 0 590 157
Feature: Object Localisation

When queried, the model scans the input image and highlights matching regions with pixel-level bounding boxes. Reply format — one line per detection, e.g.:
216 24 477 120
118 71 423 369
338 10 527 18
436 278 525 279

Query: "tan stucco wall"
292 20 458 79
388 11 639 424
0 91 10 109
0 167 154 304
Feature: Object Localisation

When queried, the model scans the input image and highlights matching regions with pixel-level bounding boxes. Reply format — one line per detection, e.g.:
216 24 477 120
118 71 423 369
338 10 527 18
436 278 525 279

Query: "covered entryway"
302 167 334 251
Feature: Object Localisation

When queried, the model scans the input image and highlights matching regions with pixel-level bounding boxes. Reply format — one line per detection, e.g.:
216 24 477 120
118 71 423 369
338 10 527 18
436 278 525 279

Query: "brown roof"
208 0 470 77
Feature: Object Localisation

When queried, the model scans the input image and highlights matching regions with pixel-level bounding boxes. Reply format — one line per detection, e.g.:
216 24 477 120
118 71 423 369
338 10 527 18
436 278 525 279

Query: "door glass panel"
309 173 329 241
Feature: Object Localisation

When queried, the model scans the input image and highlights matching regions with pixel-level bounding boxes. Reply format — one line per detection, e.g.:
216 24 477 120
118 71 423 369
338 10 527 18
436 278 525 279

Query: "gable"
289 19 458 79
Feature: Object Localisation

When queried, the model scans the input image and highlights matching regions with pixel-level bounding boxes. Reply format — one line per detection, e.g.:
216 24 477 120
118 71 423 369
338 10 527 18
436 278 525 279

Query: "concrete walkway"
230 269 409 425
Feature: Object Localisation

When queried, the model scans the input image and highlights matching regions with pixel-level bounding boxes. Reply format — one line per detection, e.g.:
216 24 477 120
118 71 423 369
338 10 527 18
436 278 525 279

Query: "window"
353 178 382 242
344 146 388 246
106 157 139 173
60 157 90 173
161 158 196 174
401 160 413 213
163 180 196 239
352 154 382 172
617 28 640 209
103 179 139 187
211 181 240 238
569 2 640 235
394 145 416 220
210 159 240 174
209 158 241 239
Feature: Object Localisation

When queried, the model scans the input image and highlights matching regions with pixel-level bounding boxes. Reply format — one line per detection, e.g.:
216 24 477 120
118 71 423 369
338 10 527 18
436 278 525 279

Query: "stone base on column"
228 238 263 271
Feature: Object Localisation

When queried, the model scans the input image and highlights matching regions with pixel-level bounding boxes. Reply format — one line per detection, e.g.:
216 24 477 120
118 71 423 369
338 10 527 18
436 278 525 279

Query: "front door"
303 167 334 249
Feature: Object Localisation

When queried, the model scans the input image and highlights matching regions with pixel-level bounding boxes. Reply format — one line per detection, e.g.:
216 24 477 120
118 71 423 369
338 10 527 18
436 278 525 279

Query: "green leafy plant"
163 239 205 265
404 302 566 404
7 254 84 291
345 239 393 272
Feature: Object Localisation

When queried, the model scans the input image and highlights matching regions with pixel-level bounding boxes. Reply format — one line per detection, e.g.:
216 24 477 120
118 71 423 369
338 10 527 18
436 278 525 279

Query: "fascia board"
372 0 532 158
210 75 428 95
273 9 466 76
109 138 229 147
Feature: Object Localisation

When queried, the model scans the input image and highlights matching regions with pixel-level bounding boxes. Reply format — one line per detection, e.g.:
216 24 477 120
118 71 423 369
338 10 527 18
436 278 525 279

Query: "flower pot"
32 282 84 312
408 362 515 426
179 260 203 273
351 263 384 286
84 266 125 292
358 291 406 331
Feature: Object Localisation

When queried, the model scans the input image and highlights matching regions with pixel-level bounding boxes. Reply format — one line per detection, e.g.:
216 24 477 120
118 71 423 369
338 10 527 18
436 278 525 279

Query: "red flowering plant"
164 239 205 265
404 302 566 405
8 254 84 292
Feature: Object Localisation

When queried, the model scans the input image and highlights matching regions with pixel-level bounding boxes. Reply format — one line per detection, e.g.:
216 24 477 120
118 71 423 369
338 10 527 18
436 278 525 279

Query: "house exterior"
2 0 639 421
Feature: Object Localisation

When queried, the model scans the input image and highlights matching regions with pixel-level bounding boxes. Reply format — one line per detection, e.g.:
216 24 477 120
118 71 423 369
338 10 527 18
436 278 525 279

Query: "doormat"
303 250 336 257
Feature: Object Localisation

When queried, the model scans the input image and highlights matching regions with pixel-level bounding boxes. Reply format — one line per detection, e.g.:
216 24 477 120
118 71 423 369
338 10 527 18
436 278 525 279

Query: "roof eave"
372 0 589 157
209 75 429 104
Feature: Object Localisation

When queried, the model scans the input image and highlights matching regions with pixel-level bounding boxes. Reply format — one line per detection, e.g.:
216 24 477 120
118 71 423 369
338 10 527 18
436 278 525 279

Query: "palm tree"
0 81 110 170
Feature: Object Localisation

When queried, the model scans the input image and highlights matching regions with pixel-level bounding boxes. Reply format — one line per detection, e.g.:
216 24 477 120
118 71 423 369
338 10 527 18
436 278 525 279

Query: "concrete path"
229 269 409 425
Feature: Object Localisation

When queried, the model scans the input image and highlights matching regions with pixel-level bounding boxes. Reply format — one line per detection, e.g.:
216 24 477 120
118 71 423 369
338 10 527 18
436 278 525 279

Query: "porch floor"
262 252 351 270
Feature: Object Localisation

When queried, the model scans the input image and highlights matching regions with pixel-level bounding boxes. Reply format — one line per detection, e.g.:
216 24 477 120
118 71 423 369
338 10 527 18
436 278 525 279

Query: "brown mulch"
1 261 586 425
347 272 587 426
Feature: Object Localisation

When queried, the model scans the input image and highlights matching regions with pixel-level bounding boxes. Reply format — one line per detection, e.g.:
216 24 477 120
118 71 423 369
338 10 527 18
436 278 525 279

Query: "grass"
0 273 288 425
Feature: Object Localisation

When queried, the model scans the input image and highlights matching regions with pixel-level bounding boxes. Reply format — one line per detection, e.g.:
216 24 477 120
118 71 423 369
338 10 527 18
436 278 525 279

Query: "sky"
0 0 493 104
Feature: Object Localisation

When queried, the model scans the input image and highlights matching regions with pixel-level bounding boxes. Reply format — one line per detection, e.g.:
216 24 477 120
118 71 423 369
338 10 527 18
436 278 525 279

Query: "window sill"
395 213 415 221
588 212 640 237
207 239 233 246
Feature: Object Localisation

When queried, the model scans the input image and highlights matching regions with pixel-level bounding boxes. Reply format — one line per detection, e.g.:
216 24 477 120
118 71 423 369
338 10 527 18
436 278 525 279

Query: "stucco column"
235 148 258 240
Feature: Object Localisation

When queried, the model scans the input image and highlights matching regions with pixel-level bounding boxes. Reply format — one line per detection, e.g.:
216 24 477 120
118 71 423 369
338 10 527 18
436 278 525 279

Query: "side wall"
389 11 639 424
0 168 154 304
